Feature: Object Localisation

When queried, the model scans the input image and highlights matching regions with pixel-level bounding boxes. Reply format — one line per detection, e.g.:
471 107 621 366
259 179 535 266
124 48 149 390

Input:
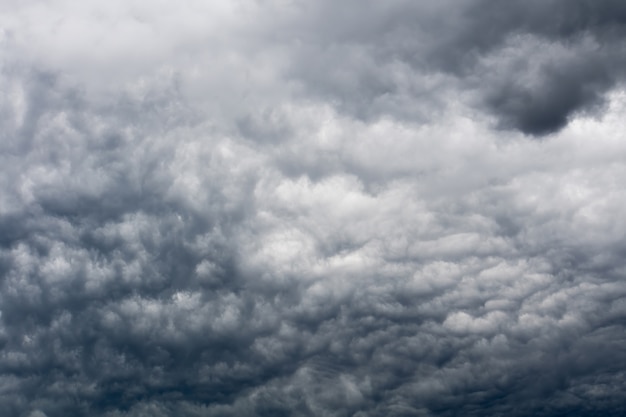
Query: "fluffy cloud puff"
1 1 626 416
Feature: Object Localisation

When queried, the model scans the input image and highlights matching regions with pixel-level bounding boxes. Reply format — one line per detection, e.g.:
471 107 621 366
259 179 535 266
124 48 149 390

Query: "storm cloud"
1 1 626 416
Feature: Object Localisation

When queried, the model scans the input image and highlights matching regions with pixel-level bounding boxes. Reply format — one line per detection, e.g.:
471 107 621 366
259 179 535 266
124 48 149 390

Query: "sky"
1 1 626 416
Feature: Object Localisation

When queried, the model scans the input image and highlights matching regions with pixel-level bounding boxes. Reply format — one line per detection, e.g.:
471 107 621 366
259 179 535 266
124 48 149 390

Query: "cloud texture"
1 1 626 416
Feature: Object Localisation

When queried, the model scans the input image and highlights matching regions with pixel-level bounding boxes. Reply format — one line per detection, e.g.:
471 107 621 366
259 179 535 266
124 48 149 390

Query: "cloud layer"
1 1 626 416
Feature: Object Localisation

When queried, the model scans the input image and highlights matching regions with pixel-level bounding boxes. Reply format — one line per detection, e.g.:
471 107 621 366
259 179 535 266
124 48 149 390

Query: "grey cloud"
263 0 626 135
1 1 626 417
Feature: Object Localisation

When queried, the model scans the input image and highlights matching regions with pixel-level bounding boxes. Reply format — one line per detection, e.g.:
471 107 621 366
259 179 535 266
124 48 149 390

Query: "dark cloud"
460 0 626 135
0 1 626 417
270 0 626 135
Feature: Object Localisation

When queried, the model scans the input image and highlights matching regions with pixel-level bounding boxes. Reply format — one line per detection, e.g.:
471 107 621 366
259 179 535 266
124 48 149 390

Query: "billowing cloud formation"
1 1 626 416
279 0 626 135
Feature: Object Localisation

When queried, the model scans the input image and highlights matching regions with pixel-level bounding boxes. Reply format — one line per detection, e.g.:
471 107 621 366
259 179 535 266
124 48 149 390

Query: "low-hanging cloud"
1 1 626 416
268 0 626 135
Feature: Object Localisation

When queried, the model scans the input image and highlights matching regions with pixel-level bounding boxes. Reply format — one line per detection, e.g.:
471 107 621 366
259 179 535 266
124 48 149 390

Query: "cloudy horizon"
1 1 626 416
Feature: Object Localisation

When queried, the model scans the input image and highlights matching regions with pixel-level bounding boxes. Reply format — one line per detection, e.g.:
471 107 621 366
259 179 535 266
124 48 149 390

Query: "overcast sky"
1 1 626 416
